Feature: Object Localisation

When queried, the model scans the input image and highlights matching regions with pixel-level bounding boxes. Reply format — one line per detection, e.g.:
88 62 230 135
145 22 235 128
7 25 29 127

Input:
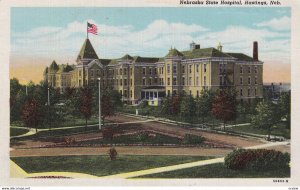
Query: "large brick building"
43 38 263 105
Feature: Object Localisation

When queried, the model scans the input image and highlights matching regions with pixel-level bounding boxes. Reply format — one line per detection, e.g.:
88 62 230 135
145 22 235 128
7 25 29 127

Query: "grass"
229 122 290 139
12 125 100 141
77 133 182 145
138 163 290 178
10 128 29 136
11 155 213 177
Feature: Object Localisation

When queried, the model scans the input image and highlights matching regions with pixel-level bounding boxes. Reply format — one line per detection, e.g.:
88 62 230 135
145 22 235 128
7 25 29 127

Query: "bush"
224 149 290 171
137 132 149 143
108 147 118 160
182 134 205 144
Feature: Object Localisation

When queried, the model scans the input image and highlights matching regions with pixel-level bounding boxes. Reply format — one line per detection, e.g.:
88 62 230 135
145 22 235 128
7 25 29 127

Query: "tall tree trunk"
223 121 226 131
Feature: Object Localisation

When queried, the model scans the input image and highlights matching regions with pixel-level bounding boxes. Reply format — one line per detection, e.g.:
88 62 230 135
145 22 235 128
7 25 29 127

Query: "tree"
171 95 181 115
278 91 291 129
79 88 93 129
101 94 115 126
195 89 214 123
212 90 237 131
251 101 281 140
21 99 42 132
161 97 171 116
180 95 196 122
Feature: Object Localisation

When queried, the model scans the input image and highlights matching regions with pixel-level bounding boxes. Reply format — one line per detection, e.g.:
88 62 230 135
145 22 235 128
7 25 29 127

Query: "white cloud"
11 19 290 67
256 16 291 31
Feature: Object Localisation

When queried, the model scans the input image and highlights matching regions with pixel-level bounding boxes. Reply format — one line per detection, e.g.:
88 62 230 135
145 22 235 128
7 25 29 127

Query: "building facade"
44 39 263 104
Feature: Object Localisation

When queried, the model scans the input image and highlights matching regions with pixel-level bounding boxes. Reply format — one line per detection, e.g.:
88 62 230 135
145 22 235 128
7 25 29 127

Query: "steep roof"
77 38 99 59
49 60 59 72
182 48 232 59
225 53 257 62
43 67 48 75
57 64 74 73
120 54 134 60
99 59 112 66
165 48 184 57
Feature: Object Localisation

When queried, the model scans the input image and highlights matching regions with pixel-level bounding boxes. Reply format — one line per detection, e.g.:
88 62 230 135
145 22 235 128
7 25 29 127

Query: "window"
120 68 123 75
196 64 199 73
154 77 158 84
248 66 251 74
240 88 243 96
142 78 146 85
173 65 177 74
248 88 251 97
240 66 243 74
255 77 258 85
254 66 258 74
143 68 146 75
130 78 133 86
219 64 223 74
167 64 170 74
149 68 152 75
167 77 170 85
154 68 157 75
197 90 199 97
79 70 82 77
167 90 170 97
90 70 94 77
130 68 133 75
182 65 185 73
161 78 164 85
173 77 177 85
124 68 127 75
120 79 123 86
149 78 152 85
124 79 127 86
196 76 199 86
204 76 207 86
189 65 192 73
189 77 192 86
189 90 192 95
240 77 243 85
161 67 164 74
124 90 127 98
130 90 133 98
204 64 207 73
182 77 185 86
248 77 251 85
120 90 122 96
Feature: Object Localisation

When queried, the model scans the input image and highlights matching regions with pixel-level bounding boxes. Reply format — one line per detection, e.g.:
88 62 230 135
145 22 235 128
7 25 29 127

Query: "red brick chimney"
253 41 258 61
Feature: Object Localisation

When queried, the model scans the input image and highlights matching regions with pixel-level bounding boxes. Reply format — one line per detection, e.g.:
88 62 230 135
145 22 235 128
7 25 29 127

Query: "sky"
10 7 291 84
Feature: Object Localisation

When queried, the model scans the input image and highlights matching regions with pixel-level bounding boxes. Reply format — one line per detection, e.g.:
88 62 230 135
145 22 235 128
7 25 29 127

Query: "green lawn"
10 128 29 136
229 122 290 139
77 133 181 145
138 163 290 178
11 155 213 177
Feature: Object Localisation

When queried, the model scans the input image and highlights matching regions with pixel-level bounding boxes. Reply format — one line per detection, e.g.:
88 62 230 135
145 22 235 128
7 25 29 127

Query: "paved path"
102 141 290 179
10 126 37 138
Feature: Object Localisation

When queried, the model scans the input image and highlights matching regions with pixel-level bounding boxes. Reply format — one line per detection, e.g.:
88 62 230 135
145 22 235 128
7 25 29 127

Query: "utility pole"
98 78 102 130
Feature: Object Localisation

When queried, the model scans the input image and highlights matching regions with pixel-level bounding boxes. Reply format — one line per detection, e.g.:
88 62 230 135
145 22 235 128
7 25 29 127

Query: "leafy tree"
21 99 43 132
195 89 214 123
180 95 196 122
11 89 27 123
171 95 181 115
79 88 93 129
161 97 172 116
251 101 281 140
101 94 115 126
212 90 237 131
278 91 291 129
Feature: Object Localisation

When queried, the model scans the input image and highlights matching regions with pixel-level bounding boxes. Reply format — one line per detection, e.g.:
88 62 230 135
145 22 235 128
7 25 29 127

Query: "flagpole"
87 22 88 39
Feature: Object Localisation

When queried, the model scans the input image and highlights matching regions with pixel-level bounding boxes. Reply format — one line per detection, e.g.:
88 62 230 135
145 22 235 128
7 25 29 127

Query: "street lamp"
97 78 102 130
47 87 50 106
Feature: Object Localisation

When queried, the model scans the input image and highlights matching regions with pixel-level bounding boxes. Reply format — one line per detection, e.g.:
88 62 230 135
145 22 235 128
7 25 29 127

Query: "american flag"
87 22 98 35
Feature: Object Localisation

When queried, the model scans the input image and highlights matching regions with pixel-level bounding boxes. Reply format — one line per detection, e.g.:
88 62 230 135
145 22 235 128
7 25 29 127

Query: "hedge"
224 149 290 171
